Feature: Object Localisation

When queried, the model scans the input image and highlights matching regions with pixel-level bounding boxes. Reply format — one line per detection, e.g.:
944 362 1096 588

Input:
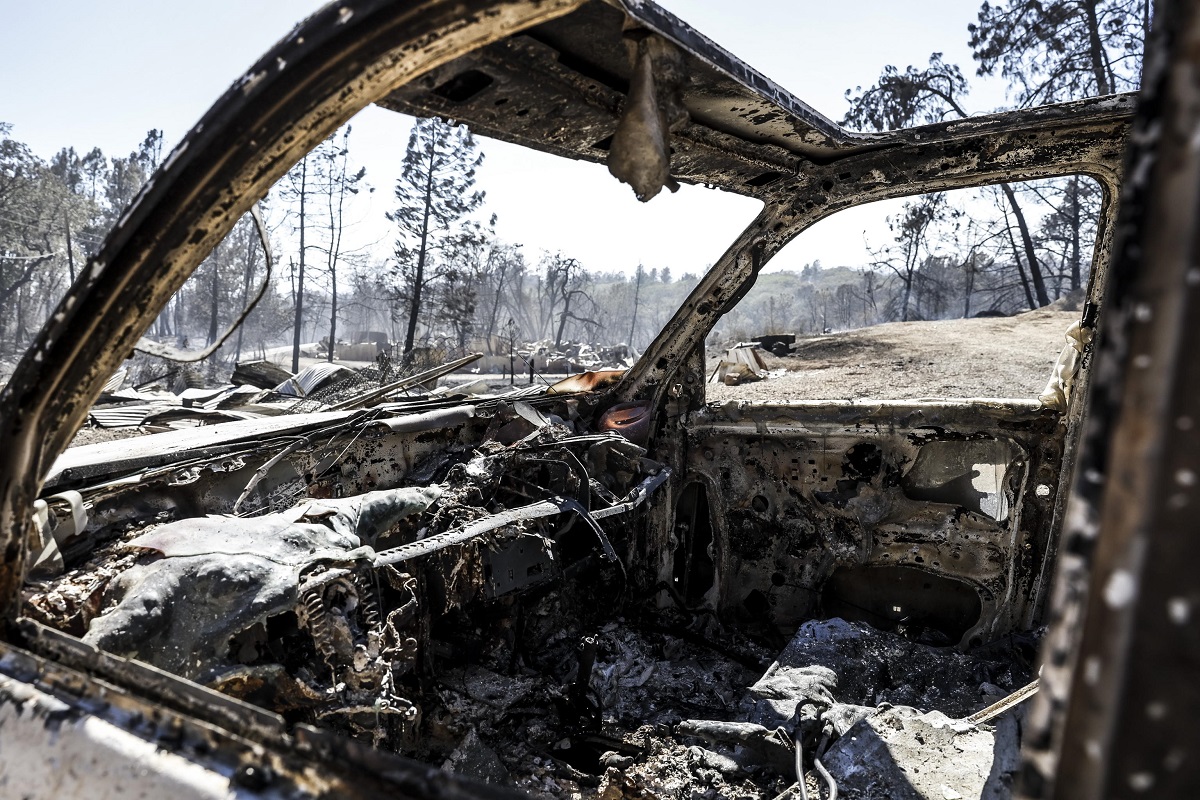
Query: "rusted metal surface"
1019 1 1200 796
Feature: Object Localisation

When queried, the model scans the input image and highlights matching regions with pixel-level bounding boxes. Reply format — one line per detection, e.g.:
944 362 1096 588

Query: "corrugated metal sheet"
101 369 128 394
496 385 547 399
89 405 156 428
143 408 262 426
274 363 354 397
177 387 228 405
89 400 263 429
199 385 261 410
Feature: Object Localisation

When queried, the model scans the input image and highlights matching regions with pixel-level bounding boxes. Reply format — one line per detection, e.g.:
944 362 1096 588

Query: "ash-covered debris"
79 487 440 681
751 618 1037 723
30 378 1039 800
822 706 1020 800
669 619 1037 800
426 607 788 799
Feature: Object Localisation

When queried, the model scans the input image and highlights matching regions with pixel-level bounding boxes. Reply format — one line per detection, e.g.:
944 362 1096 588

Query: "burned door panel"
676 401 1065 645
900 437 1024 522
821 564 984 644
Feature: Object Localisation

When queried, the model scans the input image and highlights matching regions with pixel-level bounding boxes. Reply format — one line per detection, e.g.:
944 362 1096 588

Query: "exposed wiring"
794 735 808 800
814 758 838 800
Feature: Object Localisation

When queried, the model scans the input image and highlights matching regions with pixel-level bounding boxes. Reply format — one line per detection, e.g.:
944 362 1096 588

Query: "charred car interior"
0 0 1196 798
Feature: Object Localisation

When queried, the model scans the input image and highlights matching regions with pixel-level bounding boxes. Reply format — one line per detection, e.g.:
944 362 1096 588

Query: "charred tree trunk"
628 268 644 347
1000 182 1050 306
1082 0 1113 96
234 231 254 362
327 272 338 363
555 302 571 350
1005 213 1038 310
483 252 507 351
173 286 184 344
404 147 436 362
291 156 308 373
207 253 220 347
963 250 976 318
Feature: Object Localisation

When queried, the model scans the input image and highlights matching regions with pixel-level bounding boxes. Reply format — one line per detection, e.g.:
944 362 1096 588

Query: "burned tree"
279 154 312 372
844 55 1053 307
387 118 485 361
543 253 599 348
313 127 367 362
969 0 1149 105
479 242 524 348
871 193 955 322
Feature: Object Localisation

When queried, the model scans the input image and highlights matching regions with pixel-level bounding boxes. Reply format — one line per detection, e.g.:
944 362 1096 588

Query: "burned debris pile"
75 339 637 441
26 375 1038 798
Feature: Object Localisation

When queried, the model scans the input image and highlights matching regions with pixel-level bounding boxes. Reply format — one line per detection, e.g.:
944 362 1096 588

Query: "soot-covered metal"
0 0 1174 797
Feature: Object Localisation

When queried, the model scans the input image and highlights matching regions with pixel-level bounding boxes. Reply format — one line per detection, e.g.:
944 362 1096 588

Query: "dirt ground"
707 307 1082 404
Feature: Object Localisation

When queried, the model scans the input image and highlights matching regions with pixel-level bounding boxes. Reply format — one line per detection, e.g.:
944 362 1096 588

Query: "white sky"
2 0 1013 277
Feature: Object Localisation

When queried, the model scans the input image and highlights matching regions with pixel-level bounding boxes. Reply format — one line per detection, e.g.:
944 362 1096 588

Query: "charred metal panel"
384 0 1132 210
46 408 488 560
381 0 866 197
1022 2 1200 796
0 0 1156 793
675 401 1064 646
821 564 983 643
1 631 521 798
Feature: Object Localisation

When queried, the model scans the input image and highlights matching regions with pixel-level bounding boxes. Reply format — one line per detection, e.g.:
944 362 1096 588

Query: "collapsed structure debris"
710 344 770 386
80 337 640 437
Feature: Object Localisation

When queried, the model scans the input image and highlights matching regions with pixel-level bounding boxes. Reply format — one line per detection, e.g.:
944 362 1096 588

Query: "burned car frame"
0 0 1193 797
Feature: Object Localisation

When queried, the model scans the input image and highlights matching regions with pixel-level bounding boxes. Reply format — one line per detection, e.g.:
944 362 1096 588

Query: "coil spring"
355 570 383 634
301 588 339 667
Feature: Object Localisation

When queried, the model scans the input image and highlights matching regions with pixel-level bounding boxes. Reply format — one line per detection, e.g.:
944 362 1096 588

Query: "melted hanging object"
607 30 687 201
